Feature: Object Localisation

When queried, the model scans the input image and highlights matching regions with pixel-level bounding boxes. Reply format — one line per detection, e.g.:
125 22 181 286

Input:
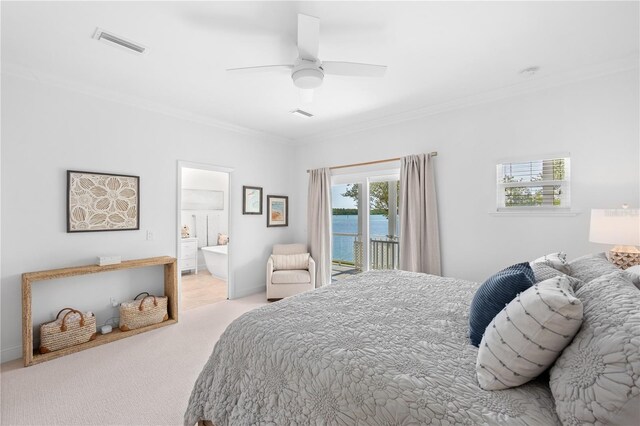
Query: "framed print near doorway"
266 195 288 227
242 186 263 215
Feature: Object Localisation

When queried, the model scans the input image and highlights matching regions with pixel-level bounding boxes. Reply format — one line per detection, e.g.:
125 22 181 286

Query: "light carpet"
1 293 267 426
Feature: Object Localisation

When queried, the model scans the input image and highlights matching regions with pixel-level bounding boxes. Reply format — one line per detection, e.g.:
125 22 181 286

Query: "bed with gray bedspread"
184 270 560 425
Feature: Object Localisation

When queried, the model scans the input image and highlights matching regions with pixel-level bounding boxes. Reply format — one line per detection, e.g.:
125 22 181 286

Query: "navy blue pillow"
469 262 535 347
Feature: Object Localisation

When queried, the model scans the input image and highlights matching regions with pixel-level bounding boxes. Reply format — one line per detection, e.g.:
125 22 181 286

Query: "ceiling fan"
226 14 387 102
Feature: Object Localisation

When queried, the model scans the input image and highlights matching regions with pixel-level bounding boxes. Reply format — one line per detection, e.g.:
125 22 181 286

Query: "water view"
332 214 398 262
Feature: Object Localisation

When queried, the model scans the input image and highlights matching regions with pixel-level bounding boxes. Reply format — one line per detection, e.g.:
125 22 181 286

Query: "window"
496 156 570 210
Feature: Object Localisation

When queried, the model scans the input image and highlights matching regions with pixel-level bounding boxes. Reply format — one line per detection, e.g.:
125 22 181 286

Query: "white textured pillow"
271 253 310 271
476 275 583 390
532 252 571 274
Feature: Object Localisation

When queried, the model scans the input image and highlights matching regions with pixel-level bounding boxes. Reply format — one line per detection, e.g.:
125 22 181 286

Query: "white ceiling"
2 1 638 142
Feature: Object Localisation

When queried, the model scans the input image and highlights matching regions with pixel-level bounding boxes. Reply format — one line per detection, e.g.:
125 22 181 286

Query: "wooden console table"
22 256 177 367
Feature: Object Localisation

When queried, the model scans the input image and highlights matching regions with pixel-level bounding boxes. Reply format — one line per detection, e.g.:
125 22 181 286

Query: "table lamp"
589 207 640 269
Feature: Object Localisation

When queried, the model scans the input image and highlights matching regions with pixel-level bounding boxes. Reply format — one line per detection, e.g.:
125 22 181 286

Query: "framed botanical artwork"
243 186 263 215
67 170 140 232
266 195 288 227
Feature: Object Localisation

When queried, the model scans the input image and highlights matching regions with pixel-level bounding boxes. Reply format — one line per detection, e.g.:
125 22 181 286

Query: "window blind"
496 157 570 209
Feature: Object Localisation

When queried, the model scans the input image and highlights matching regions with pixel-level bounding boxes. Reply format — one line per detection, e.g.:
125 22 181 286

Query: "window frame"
495 154 571 212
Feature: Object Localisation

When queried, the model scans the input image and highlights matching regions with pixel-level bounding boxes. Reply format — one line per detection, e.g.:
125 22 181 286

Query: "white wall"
0 74 296 362
181 168 229 269
293 69 640 282
2 67 638 363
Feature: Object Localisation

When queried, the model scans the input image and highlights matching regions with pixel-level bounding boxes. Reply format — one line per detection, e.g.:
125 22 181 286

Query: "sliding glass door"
331 171 400 281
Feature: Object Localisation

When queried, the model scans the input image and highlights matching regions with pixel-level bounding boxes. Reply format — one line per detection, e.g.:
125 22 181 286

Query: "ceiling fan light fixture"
292 68 324 89
226 14 387 94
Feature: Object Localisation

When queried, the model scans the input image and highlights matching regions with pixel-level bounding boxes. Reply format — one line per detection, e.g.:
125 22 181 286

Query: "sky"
332 184 357 209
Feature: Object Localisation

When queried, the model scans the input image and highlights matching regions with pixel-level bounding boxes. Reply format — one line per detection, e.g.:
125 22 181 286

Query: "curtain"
399 153 441 275
307 168 333 287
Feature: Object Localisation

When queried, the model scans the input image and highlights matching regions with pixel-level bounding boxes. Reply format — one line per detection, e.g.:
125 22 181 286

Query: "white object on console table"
98 256 121 266
180 237 198 273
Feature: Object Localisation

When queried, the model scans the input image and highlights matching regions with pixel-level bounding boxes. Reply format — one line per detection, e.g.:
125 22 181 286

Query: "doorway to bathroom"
177 162 232 311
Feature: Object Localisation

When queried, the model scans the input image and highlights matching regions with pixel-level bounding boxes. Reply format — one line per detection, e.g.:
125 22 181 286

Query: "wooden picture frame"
242 186 263 215
267 195 288 227
67 170 140 233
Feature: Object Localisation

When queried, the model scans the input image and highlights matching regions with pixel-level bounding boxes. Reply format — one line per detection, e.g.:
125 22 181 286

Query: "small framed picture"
267 195 288 227
242 186 263 215
67 170 140 232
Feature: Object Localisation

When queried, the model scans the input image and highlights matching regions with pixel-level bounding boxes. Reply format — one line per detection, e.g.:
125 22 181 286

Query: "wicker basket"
39 308 97 354
119 292 168 331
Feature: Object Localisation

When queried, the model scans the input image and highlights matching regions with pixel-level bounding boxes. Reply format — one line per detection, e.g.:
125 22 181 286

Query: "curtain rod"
306 152 438 173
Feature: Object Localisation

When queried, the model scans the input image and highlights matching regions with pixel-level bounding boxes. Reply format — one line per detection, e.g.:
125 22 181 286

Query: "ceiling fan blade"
299 89 314 104
226 65 293 74
322 61 387 77
298 14 320 61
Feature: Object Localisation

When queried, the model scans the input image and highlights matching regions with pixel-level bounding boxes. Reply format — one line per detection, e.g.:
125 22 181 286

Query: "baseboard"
232 283 265 299
1 345 22 363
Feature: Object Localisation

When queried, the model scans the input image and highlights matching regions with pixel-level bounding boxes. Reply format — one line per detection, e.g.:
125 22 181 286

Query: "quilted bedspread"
185 270 560 425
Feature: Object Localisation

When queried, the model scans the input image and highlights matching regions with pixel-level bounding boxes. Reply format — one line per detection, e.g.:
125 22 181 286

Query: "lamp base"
609 246 640 270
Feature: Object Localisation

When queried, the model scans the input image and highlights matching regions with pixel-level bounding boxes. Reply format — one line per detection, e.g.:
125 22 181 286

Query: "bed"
184 270 560 425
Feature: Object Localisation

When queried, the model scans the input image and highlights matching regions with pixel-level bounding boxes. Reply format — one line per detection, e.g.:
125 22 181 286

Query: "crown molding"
296 54 640 145
1 63 295 146
3 54 637 147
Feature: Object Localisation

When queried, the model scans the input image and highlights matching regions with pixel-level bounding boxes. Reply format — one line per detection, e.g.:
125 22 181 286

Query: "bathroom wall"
181 168 229 270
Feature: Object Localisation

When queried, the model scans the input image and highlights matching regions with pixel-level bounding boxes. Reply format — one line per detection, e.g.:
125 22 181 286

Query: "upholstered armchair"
266 244 316 300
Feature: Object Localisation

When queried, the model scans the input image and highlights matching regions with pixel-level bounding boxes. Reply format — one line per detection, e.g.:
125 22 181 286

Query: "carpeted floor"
181 270 228 311
0 292 267 426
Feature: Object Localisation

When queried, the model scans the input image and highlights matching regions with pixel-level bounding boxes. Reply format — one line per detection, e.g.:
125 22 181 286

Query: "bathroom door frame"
176 160 235 311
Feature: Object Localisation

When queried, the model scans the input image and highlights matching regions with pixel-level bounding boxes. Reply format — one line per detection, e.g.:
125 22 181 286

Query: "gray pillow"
624 265 640 289
549 270 640 425
530 262 564 283
568 252 619 286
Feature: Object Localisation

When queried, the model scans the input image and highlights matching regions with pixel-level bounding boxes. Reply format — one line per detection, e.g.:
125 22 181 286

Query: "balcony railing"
370 236 399 270
332 232 360 281
332 232 399 273
332 232 360 267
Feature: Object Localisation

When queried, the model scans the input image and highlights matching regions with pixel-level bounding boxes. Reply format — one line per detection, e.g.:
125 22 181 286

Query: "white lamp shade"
589 209 640 246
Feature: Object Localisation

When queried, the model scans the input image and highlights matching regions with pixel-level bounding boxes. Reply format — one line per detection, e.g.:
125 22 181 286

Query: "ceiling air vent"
291 109 313 118
93 28 147 54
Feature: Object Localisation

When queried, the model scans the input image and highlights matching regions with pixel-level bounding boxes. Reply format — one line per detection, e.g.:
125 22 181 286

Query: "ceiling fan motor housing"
292 60 324 89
